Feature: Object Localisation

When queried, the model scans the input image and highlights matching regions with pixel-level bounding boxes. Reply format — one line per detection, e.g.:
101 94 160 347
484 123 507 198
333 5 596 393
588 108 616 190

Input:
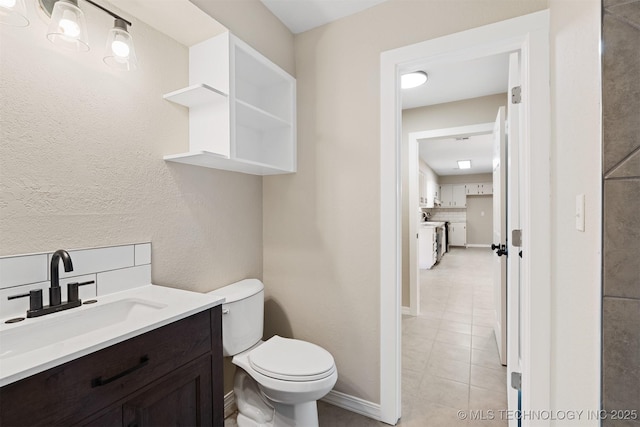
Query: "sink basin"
0 299 166 361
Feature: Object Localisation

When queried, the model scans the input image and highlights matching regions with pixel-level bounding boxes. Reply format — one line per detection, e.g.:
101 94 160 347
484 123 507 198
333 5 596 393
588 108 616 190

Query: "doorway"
379 10 551 425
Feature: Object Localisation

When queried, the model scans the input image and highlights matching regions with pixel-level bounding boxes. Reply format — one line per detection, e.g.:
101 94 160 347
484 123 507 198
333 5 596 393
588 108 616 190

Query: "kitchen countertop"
420 221 445 227
0 284 224 387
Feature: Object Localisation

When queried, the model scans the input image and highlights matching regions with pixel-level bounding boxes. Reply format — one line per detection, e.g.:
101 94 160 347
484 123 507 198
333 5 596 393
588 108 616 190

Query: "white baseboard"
466 244 491 248
224 391 237 419
321 390 382 422
226 388 383 424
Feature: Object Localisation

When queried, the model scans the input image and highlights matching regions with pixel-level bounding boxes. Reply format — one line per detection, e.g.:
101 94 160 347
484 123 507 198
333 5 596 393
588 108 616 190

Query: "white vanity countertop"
0 284 224 387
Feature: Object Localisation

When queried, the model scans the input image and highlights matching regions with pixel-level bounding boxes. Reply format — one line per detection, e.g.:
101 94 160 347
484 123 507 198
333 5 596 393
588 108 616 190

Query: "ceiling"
419 133 494 176
401 53 509 110
260 0 388 34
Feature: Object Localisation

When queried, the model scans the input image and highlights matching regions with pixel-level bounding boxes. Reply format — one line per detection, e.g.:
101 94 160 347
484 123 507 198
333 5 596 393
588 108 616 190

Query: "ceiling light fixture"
401 71 428 89
0 0 29 26
26 0 137 70
457 160 471 170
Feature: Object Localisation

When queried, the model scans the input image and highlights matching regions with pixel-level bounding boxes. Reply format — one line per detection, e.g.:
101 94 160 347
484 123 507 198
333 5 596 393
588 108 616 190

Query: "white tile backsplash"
426 208 467 223
0 243 151 320
97 265 151 295
135 243 151 266
52 245 135 279
0 254 48 290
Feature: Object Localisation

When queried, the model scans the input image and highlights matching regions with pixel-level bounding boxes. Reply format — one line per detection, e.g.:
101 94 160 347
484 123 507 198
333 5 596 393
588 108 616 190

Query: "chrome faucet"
50 249 74 306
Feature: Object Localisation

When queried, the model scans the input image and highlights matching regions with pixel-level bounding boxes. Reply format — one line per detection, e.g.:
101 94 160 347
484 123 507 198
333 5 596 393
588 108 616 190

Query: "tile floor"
226 247 508 426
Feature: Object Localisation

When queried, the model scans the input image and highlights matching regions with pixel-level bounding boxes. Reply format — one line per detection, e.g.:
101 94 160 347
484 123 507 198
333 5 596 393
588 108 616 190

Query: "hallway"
401 246 508 426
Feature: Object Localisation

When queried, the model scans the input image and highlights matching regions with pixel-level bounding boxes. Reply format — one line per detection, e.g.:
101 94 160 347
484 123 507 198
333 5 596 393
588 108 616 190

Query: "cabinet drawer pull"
91 355 150 388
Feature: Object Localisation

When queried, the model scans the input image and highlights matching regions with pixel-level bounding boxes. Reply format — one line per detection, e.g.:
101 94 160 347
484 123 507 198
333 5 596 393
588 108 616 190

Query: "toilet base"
234 369 321 427
272 401 319 427
236 401 319 427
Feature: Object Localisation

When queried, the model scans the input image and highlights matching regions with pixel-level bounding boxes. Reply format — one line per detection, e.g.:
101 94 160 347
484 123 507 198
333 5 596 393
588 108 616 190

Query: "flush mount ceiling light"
401 71 428 89
31 0 137 70
457 160 472 170
0 0 29 26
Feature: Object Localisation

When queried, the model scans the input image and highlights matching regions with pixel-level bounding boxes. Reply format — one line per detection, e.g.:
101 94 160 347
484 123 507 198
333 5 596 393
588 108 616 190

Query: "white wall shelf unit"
163 32 296 176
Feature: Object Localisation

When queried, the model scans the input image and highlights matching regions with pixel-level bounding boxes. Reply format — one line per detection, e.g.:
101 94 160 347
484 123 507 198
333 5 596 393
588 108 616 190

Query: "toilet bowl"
208 279 338 427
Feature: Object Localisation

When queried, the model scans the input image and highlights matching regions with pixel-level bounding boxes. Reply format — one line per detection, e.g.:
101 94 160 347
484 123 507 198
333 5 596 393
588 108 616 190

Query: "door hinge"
512 229 522 247
511 372 522 391
511 86 522 104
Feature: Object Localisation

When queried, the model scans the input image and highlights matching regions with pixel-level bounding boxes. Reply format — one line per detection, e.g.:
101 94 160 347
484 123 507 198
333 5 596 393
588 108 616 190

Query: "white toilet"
209 279 337 427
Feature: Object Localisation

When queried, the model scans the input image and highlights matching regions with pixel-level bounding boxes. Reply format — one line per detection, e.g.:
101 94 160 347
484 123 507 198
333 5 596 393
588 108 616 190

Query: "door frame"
407 122 494 317
380 10 550 425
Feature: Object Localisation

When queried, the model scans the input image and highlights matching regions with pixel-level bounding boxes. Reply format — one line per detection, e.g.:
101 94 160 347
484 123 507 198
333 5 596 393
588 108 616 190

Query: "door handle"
492 243 508 257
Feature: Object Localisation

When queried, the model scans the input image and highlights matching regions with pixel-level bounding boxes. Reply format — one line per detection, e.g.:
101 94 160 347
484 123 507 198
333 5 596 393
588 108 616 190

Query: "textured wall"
602 0 640 424
263 0 547 404
0 2 262 291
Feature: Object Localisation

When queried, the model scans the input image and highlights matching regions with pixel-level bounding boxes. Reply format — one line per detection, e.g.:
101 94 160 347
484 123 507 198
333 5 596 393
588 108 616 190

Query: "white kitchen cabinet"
449 222 467 247
466 183 493 195
419 172 438 208
439 184 467 207
418 227 437 269
163 32 296 175
419 171 426 207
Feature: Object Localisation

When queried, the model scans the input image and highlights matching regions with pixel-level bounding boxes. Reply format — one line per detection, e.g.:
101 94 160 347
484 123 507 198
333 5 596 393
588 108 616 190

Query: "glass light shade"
46 0 89 52
103 19 137 71
0 0 29 27
401 71 428 89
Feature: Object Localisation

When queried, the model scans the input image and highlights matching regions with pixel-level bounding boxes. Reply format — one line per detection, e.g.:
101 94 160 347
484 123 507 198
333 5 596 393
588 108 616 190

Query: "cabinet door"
122 355 213 427
449 223 467 246
466 184 479 195
439 184 452 206
418 171 425 205
481 183 493 194
418 228 435 269
452 185 467 207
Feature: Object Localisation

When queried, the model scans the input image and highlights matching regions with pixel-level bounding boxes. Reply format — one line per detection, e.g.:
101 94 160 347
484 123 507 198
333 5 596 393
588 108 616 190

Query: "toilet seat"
248 336 335 382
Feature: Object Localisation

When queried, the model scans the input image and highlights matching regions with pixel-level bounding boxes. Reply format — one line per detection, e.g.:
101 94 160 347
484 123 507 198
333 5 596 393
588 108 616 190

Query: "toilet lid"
248 336 335 382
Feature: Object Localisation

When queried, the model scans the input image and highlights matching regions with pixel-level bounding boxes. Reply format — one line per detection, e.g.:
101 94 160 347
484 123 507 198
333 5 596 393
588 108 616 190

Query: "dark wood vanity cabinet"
0 305 224 427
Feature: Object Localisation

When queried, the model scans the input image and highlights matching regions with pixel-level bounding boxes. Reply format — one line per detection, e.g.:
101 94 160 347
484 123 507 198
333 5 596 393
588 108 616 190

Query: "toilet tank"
208 279 264 356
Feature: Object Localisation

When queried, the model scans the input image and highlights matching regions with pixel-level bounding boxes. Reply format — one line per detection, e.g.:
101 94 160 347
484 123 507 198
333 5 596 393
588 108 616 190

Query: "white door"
492 106 507 366
506 51 523 427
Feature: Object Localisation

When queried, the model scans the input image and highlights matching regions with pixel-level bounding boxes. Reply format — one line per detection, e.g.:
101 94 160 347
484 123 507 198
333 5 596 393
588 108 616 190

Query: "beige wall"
263 0 547 403
466 196 493 245
190 0 295 76
0 1 265 393
438 173 493 185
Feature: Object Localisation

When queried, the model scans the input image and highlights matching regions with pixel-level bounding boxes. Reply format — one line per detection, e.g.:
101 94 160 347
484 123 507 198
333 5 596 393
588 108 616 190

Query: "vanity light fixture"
46 0 89 52
457 160 472 170
0 0 29 27
401 71 428 89
36 0 137 70
103 18 137 71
